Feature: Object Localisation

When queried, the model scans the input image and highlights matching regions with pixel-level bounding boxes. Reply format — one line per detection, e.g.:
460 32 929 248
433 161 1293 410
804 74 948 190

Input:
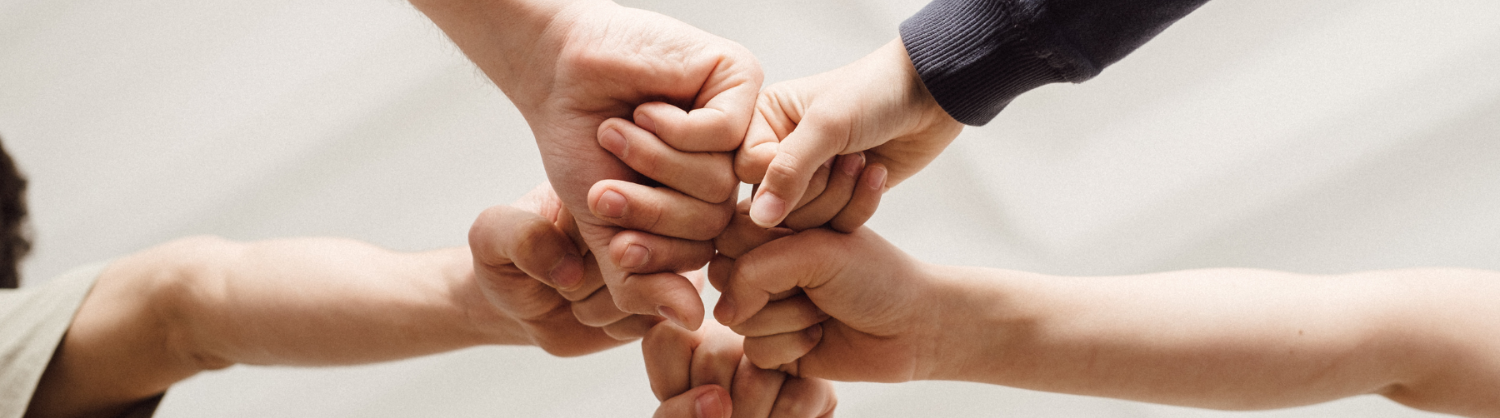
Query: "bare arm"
936 267 1500 415
25 236 518 418
720 228 1500 417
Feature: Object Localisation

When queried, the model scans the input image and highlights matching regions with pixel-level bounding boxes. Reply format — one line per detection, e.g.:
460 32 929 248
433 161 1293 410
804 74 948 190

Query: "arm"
25 185 648 418
26 237 506 418
937 266 1500 415
743 0 1216 227
902 0 1212 125
717 228 1500 417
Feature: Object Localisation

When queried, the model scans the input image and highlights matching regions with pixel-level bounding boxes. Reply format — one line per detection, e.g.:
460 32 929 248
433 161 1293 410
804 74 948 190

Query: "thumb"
746 116 847 228
467 205 586 291
654 384 731 418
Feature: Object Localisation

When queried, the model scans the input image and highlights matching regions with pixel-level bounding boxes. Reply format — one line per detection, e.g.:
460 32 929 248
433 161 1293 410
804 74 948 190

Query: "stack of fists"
417 0 1500 417
414 0 965 416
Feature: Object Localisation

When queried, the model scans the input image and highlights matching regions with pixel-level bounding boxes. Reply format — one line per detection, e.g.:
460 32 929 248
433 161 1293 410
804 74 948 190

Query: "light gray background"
3 0 1497 416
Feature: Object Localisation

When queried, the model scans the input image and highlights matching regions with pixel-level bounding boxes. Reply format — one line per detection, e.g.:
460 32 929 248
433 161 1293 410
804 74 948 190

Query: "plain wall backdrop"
2 0 1497 416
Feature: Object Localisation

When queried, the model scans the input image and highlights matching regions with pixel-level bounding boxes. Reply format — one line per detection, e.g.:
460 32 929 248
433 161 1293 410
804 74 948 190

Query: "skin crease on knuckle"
571 290 631 327
602 315 658 341
621 235 715 274
611 118 737 204
511 216 568 274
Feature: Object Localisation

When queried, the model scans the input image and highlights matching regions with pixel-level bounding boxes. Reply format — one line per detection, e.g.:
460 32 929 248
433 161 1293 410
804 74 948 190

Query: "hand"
415 0 762 331
645 319 838 418
712 227 957 383
738 38 963 228
469 183 663 355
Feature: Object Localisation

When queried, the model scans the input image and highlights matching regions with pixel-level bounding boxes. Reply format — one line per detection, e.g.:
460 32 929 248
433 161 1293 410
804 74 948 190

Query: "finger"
602 314 662 341
610 271 706 331
468 205 587 291
829 163 887 233
729 355 787 418
783 153 863 231
736 87 802 185
635 45 761 154
720 229 864 328
654 384 732 418
557 250 606 302
743 324 823 370
571 284 633 327
707 254 734 294
729 294 828 338
748 116 848 228
643 321 704 401
713 210 794 259
789 156 834 213
599 117 737 203
770 377 838 418
609 230 716 274
589 180 734 241
690 323 748 389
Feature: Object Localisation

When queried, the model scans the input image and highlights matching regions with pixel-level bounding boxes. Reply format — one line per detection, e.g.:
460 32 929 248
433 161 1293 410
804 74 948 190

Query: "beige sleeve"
0 263 107 418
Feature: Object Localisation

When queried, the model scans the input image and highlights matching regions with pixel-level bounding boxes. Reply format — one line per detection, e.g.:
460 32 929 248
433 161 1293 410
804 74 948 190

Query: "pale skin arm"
935 266 1500 415
718 228 1500 417
22 184 718 418
24 237 512 418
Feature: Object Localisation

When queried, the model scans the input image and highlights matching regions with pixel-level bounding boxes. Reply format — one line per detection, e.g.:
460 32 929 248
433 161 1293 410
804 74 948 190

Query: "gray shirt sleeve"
900 0 1211 125
0 263 162 418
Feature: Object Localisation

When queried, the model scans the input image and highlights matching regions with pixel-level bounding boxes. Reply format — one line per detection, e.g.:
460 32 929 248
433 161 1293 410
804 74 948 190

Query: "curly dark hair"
0 136 31 289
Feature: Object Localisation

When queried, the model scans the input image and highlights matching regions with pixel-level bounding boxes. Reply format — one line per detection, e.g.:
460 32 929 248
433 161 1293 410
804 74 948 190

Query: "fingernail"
695 388 724 418
713 297 735 325
805 323 824 342
865 165 888 190
620 244 649 269
840 153 865 177
548 253 584 289
600 128 627 157
748 193 785 228
635 111 656 133
658 305 686 329
598 190 626 218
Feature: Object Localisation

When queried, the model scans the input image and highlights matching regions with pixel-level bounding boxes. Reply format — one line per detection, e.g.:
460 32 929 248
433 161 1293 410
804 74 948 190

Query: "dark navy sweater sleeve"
900 0 1210 125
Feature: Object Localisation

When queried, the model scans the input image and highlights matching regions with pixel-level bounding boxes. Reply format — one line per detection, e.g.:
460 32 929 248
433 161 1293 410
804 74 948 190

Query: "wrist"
439 249 534 346
924 265 1035 383
411 0 611 104
881 36 961 136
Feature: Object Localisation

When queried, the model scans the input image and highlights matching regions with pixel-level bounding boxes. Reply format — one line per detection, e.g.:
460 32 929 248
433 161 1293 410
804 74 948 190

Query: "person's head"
0 135 30 289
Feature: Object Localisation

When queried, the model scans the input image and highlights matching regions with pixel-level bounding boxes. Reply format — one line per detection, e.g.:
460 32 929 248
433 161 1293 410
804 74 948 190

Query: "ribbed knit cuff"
900 0 1076 126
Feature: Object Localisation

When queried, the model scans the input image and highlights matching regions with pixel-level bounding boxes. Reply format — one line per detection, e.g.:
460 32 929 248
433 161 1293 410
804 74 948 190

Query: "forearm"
934 266 1500 415
178 236 524 366
28 236 521 418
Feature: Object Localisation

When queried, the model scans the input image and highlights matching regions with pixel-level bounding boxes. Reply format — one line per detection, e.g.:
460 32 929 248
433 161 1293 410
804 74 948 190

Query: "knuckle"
765 152 806 183
639 203 666 235
558 283 596 302
570 302 607 327
633 140 664 176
